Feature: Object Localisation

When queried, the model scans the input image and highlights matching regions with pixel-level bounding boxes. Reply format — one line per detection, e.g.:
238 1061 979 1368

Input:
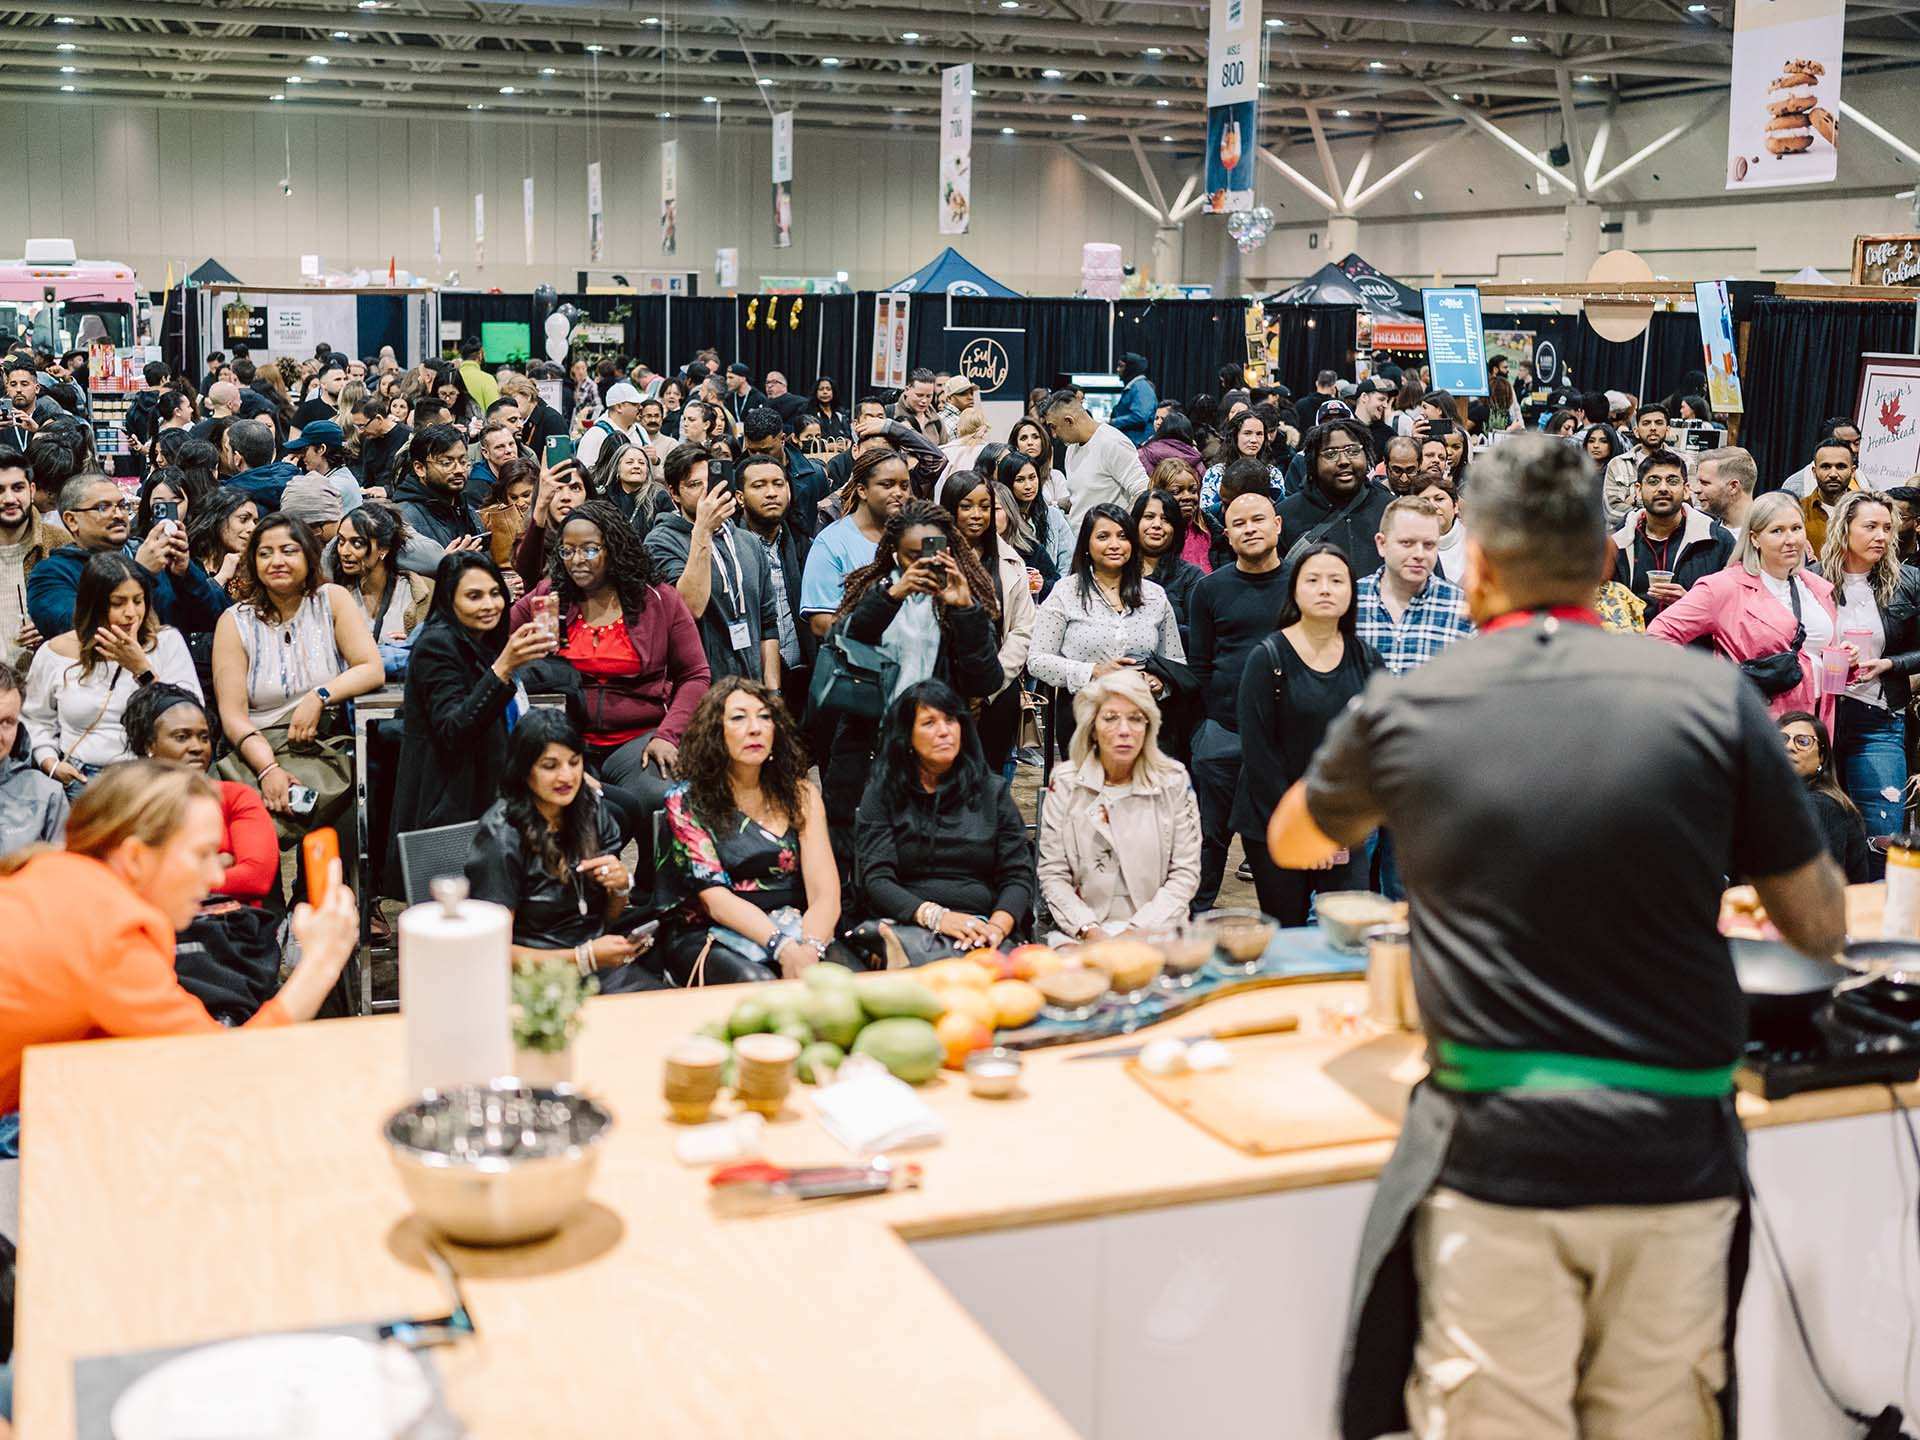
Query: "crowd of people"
0 322 1905 1114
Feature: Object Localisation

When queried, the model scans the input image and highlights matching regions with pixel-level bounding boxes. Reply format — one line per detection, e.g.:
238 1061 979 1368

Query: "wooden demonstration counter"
17 887 1917 1439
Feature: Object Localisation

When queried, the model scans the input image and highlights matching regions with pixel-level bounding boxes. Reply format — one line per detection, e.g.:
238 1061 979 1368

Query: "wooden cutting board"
1126 1030 1428 1156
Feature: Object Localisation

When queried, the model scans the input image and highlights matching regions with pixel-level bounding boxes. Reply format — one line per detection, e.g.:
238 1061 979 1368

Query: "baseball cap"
941 374 978 399
279 474 344 526
318 355 348 375
284 419 345 453
1356 376 1395 397
604 381 644 407
727 362 753 379
1315 400 1355 424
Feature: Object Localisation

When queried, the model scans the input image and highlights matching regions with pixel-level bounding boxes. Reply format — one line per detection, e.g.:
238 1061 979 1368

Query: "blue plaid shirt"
1354 568 1475 674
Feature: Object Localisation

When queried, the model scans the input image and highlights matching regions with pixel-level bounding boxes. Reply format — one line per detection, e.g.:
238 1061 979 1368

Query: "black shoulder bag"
1738 574 1808 697
1279 483 1374 575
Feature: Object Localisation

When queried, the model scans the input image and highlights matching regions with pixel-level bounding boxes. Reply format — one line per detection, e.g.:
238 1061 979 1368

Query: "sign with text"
871 292 911 391
939 329 1028 400
1420 286 1489 397
1693 280 1746 414
1855 353 1920 492
1205 0 1259 213
939 64 973 235
1854 234 1920 287
1725 0 1844 191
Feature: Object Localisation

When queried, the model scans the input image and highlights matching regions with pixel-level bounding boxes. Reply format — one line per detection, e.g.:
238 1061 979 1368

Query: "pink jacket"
1646 565 1837 729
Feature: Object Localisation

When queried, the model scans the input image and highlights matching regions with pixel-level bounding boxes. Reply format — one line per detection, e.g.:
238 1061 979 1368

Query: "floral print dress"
663 782 805 932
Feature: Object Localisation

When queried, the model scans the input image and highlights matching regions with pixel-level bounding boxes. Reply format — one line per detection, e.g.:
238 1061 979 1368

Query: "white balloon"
545 333 568 362
544 312 570 337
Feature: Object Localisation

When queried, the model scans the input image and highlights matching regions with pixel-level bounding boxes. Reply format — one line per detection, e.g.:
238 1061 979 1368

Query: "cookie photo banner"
939 64 973 235
1725 0 1844 191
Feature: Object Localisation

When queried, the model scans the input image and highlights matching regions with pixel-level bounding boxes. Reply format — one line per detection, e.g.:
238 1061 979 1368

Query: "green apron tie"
1431 1038 1737 1098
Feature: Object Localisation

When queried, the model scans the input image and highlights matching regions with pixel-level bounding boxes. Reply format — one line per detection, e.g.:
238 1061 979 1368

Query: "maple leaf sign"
1881 390 1907 435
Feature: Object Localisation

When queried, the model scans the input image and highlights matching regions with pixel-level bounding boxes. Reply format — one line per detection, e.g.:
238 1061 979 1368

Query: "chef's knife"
1065 1014 1301 1061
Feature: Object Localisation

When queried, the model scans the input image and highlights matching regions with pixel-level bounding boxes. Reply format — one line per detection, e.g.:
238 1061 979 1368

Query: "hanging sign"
523 177 536 263
871 292 911 391
1855 354 1920 492
432 205 442 265
1725 0 1844 190
1421 286 1490 397
715 247 739 290
659 143 678 256
1693 281 1746 414
771 110 794 250
1853 235 1920 288
473 193 486 267
939 64 973 235
1205 0 1260 213
938 330 1028 400
587 161 605 263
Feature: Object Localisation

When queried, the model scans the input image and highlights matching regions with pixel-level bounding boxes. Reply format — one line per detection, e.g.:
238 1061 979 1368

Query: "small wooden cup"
664 1036 730 1124
732 1033 801 1117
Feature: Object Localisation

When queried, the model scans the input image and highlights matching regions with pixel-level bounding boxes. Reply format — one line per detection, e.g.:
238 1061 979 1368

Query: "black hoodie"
391 473 479 549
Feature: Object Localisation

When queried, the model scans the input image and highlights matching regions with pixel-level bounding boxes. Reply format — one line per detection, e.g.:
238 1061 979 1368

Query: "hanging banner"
523 177 535 264
1205 0 1260 213
1420 286 1490 397
1725 0 1843 191
771 110 794 250
587 161 605 263
659 142 678 256
1693 280 1746 415
870 292 911 391
939 64 973 235
432 205 442 265
715 247 739 290
473 193 485 267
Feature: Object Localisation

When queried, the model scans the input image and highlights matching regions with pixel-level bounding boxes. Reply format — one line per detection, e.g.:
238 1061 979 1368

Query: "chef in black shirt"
1267 434 1845 1440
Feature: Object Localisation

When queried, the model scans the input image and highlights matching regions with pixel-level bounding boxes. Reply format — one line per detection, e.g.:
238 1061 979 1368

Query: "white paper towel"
399 884 514 1095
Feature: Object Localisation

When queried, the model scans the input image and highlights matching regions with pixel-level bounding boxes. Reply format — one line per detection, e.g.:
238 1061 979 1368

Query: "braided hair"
548 497 659 614
834 499 998 625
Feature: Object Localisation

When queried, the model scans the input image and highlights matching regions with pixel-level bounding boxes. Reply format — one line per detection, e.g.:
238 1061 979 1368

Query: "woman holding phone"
512 457 596 589
463 709 661 990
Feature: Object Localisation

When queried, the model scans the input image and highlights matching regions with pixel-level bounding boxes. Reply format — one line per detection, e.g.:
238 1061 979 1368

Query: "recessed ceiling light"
1576 73 1597 82
269 93 285 101
354 0 386 8
52 14 76 22
643 14 660 23
1042 68 1063 79
1451 92 1463 100
1000 0 1020 7
702 94 718 103
1412 189 1423 199
1686 3 1708 10
286 75 301 83
1509 33 1528 43
1154 98 1170 107
58 83 75 91
901 30 920 40
55 42 75 50
331 30 350 39
1257 81 1268 89
1368 60 1386 69
1162 134 1174 141
499 85 517 94
1266 16 1284 25
970 88 979 96
468 102 485 110
1000 126 1016 134
540 67 557 75
1071 112 1087 121
756 77 773 86
658 110 672 118
59 65 76 73
306 54 328 64
1335 108 1351 116
1144 46 1163 56
820 56 841 66
585 43 605 53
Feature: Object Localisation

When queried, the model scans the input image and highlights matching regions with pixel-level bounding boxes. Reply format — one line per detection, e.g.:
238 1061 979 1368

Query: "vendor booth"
193 284 440 368
1268 253 1429 374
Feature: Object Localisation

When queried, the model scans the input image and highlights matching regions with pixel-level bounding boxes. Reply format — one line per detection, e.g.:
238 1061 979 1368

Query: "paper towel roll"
399 878 514 1095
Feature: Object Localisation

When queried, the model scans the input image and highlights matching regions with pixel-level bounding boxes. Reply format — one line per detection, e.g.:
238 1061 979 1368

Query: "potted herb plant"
509 958 597 1087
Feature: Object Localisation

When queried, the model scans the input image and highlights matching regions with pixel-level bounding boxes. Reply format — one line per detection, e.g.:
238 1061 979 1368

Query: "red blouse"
561 615 648 746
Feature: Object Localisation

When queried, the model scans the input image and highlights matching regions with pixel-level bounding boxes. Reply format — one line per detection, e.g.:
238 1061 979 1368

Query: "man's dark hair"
856 395 889 418
742 407 783 444
1304 418 1374 473
1636 400 1669 423
485 397 519 420
1813 437 1855 464
0 447 23 480
159 389 193 421
141 361 168 388
1316 369 1339 389
1035 388 1080 422
3 358 36 382
230 343 250 359
907 367 936 386
232 358 257 384
227 418 275 470
1464 434 1606 599
1578 391 1609 421
356 396 389 422
737 453 786 487
663 441 710 492
411 398 451 429
26 435 81 497
1820 415 1855 437
459 336 483 359
205 351 226 367
1635 447 1686 483
727 362 752 380
1221 456 1275 508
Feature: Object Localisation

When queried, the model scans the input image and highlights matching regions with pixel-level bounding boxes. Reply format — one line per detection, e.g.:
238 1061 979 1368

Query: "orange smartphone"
302 829 339 907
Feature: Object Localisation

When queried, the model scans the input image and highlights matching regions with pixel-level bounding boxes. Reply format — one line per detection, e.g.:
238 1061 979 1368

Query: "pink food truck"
0 238 140 353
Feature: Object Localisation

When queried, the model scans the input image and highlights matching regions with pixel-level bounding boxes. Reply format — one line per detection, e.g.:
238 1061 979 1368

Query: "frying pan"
1729 937 1847 1034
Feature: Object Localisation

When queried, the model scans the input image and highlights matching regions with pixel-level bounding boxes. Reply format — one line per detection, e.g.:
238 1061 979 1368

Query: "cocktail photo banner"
1725 0 1844 191
1205 0 1260 213
772 110 794 250
940 64 973 235
659 142 679 257
872 292 912 390
587 161 605 263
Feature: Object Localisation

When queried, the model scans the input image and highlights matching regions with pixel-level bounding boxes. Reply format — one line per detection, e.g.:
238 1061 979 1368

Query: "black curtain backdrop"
1114 299 1250 410
1743 297 1918 489
1267 304 1359 395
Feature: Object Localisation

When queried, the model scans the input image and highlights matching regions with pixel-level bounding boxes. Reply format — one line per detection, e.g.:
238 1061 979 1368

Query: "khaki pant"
1407 1186 1740 1440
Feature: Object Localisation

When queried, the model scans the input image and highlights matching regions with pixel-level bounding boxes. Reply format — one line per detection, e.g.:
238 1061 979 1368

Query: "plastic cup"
1819 646 1852 696
1645 569 1675 589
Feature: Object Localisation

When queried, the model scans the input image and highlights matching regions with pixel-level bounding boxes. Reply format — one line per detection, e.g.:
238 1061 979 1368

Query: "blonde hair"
498 372 538 402
1067 669 1181 785
953 406 989 442
1733 491 1807 577
1819 489 1898 607
0 760 215 876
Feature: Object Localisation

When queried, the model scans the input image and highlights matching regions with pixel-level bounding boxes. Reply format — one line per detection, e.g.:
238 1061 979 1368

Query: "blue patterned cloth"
1354 568 1475 675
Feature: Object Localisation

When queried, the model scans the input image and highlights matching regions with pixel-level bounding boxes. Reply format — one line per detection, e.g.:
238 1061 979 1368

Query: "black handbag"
807 624 896 722
1738 573 1808 697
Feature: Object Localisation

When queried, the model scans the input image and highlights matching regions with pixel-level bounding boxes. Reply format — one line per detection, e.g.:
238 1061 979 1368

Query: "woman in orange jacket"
0 760 358 1114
